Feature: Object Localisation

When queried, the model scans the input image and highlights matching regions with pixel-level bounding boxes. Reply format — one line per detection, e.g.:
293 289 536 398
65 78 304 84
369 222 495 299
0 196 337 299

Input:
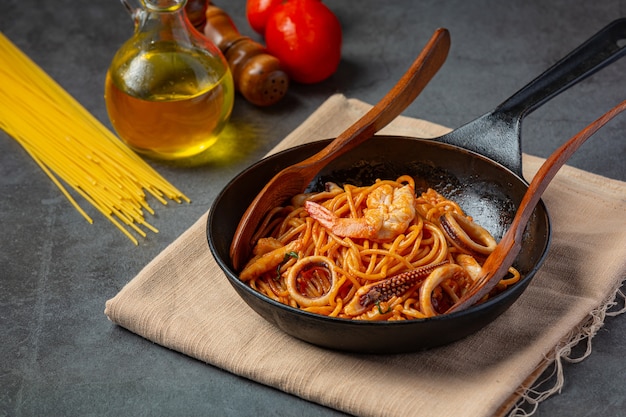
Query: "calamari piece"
439 212 497 256
286 256 337 307
418 264 466 317
455 253 483 281
240 240 299 281
344 261 449 316
252 237 284 256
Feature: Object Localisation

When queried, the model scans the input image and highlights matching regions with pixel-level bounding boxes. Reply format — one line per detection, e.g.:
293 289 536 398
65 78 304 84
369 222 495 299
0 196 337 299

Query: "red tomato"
264 0 342 84
246 0 283 35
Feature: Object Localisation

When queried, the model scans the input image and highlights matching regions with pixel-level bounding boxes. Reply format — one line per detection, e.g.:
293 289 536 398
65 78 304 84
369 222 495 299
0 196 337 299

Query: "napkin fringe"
506 282 626 416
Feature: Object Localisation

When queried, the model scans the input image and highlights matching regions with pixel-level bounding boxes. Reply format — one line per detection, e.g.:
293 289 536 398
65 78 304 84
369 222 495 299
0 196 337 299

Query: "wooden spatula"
230 28 451 270
448 99 626 314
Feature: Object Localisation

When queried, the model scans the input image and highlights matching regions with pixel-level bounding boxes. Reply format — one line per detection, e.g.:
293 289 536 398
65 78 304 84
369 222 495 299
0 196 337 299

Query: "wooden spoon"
230 28 451 270
447 99 626 314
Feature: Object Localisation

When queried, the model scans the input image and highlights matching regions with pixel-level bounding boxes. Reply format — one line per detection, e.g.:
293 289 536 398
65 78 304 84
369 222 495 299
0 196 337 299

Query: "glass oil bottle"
105 0 234 160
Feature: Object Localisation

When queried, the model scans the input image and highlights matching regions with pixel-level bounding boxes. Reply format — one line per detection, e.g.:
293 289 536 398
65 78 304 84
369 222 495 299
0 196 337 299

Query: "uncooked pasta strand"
0 33 189 244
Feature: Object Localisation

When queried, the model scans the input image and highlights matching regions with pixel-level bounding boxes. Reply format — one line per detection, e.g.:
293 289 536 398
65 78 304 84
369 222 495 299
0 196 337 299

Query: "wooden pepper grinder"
203 3 289 106
185 0 209 30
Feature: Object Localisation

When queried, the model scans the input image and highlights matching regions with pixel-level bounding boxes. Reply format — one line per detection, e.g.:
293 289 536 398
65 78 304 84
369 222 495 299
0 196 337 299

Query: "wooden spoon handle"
298 28 451 169
230 28 451 270
448 99 626 314
512 99 626 242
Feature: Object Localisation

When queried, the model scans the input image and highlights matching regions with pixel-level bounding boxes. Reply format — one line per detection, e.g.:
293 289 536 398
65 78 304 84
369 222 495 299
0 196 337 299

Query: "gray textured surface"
1 0 625 416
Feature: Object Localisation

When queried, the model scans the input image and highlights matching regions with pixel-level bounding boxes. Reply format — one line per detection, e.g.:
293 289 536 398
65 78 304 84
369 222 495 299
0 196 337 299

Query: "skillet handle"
496 18 626 118
437 18 626 177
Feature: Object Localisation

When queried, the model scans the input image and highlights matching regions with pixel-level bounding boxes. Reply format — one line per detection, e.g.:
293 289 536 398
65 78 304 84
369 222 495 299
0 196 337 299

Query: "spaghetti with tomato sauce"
239 175 520 320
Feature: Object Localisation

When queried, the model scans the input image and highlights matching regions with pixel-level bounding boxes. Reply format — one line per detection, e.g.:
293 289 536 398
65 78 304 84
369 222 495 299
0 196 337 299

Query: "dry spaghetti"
239 176 520 320
0 33 189 244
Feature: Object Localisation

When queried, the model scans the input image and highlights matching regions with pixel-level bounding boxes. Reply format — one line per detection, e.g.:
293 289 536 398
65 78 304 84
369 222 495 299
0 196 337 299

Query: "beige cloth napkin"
105 94 626 417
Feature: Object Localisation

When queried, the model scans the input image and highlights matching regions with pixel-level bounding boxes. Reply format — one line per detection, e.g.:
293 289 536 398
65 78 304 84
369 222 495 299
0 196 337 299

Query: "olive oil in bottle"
105 0 234 161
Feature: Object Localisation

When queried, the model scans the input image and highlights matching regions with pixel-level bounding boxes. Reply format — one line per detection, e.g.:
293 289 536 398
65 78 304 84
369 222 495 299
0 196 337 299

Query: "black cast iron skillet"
207 19 626 353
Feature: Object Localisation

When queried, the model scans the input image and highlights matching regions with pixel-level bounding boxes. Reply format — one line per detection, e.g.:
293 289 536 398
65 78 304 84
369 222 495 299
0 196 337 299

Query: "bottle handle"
119 0 146 27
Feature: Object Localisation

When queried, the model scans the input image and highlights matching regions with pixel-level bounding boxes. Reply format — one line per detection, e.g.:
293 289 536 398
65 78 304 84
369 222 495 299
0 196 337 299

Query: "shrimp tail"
304 201 375 239
303 201 335 228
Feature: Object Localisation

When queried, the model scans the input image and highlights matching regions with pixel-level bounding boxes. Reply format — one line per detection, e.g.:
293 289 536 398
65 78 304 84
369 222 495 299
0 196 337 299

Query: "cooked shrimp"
304 183 416 241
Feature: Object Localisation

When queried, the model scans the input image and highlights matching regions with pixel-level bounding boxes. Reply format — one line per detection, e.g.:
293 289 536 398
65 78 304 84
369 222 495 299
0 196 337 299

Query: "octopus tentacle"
344 261 449 316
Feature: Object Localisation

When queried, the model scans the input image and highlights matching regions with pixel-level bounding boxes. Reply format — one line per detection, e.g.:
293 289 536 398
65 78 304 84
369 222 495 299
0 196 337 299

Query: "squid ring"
419 264 465 317
287 256 337 307
440 212 497 256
